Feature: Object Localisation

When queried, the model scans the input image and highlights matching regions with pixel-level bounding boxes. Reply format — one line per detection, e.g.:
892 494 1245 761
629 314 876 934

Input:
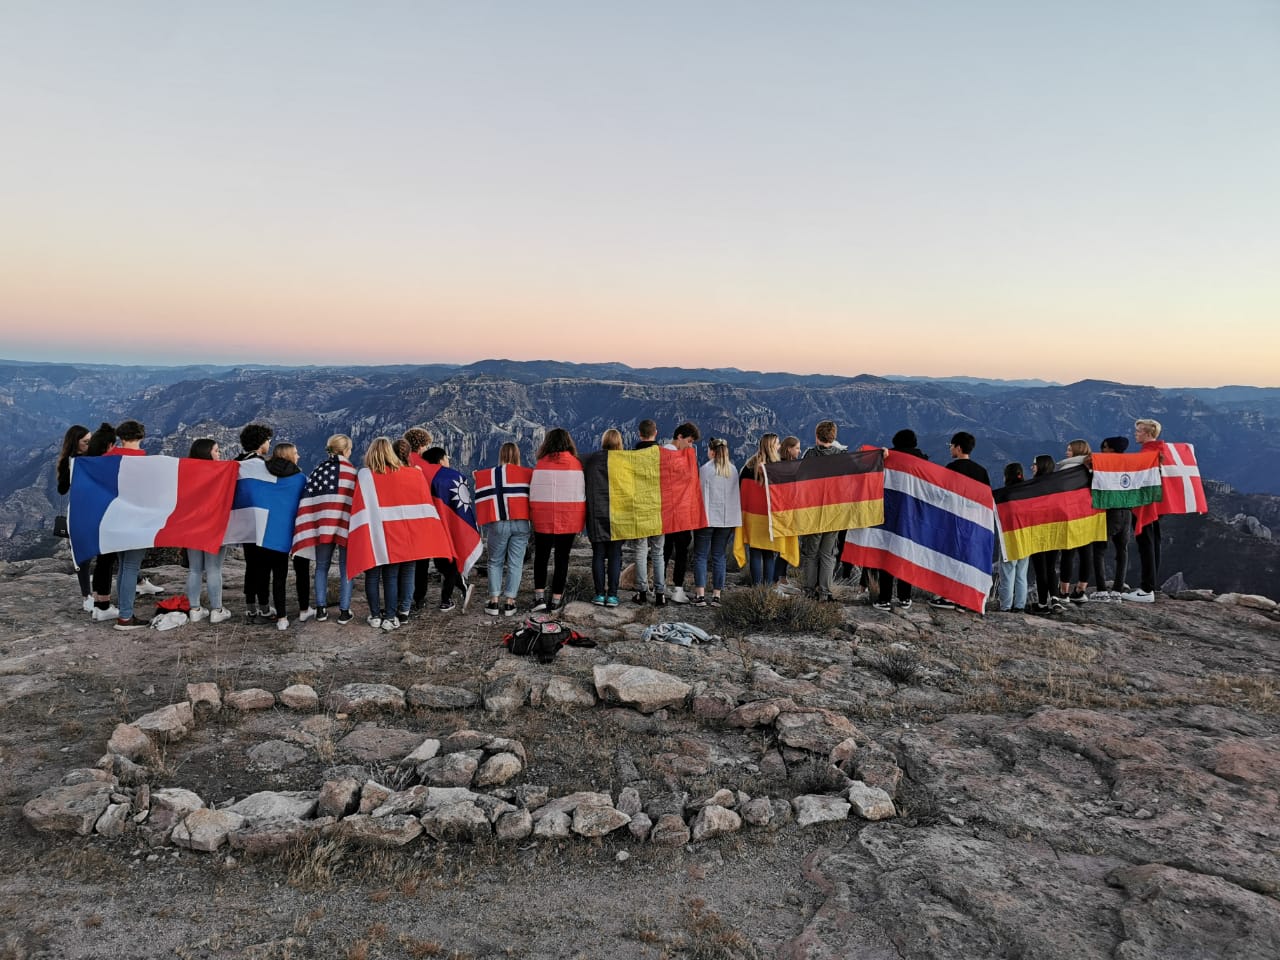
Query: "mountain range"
3 358 1276 594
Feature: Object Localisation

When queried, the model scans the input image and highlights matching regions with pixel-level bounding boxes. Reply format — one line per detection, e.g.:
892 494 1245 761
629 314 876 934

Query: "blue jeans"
998 557 1029 610
693 527 736 591
117 548 147 619
186 546 226 610
314 542 352 610
365 562 410 618
485 520 531 599
631 534 666 594
747 547 776 586
591 540 623 597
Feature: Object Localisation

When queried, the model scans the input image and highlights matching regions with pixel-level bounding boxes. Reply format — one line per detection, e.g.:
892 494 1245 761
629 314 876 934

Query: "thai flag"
68 456 239 566
473 464 533 525
347 467 453 578
841 451 996 613
222 459 307 553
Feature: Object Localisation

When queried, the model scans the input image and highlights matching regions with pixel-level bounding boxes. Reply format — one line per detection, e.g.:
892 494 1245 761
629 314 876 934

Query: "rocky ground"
1 551 1278 960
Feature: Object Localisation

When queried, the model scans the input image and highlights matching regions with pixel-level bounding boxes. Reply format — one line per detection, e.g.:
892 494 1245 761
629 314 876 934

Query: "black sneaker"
653 593 667 607
709 596 721 607
336 609 353 624
531 594 548 613
397 609 411 622
928 597 955 609
873 601 892 611
689 594 707 606
315 606 328 622
632 590 649 604
502 601 517 617
439 600 457 612
548 596 566 613
484 600 500 616
114 616 148 631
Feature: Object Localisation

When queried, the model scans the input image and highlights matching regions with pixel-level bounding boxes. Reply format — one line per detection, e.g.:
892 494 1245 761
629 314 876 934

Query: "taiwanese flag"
1090 451 1162 509
69 456 239 566
754 449 885 538
1134 442 1207 533
346 467 452 579
582 446 707 541
423 463 483 576
993 466 1106 562
473 464 532 525
841 451 995 612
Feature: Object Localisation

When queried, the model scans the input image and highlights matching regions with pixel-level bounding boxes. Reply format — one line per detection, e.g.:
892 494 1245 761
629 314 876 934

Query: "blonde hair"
747 432 780 481
272 442 297 461
326 434 352 457
1135 418 1162 440
708 438 733 478
364 436 403 474
1067 439 1091 457
499 442 521 466
601 428 623 451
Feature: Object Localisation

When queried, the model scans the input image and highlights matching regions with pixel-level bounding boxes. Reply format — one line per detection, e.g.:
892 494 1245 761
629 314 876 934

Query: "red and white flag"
346 467 453 579
530 452 586 534
1134 441 1208 533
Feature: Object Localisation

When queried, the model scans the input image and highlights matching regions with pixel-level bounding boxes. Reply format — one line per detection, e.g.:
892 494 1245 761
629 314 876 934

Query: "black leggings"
293 556 311 610
1031 550 1060 604
243 543 268 607
533 532 575 596
91 553 116 597
262 548 289 616
664 530 691 587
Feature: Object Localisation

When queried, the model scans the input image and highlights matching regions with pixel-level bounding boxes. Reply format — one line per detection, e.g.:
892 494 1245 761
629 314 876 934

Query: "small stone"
514 785 550 810
946 814 966 827
107 754 148 786
531 791 612 822
440 729 492 753
421 801 491 841
572 803 631 837
474 752 523 788
690 805 741 841
61 768 115 787
616 850 631 862
690 788 736 811
617 787 643 817
483 674 530 713
419 751 482 787
225 688 276 711
543 676 596 708
371 786 432 818
358 781 392 815
95 802 130 838
326 683 405 714
829 737 859 768
340 813 424 847
691 690 735 721
792 794 851 827
724 698 791 728
317 778 361 819
401 738 441 766
593 664 691 713
628 812 652 842
186 682 221 714
532 810 571 838
846 781 896 820
227 791 316 822
495 808 533 841
172 809 246 852
484 737 528 765
247 740 308 770
23 783 114 835
228 817 312 854
279 684 319 711
406 683 480 710
648 813 691 846
1135 808 1155 820
133 702 195 743
338 725 426 763
741 798 773 827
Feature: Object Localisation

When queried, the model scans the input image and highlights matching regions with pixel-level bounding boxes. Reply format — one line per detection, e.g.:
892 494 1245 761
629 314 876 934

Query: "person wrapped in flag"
1088 435 1140 599
473 442 532 616
529 427 586 613
418 447 483 612
292 434 358 623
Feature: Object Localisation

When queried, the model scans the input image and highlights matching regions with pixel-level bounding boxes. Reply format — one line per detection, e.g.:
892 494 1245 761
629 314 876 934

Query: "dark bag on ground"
504 615 596 664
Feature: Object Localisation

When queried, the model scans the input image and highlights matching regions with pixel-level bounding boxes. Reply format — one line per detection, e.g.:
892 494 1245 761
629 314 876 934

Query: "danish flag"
1133 441 1208 533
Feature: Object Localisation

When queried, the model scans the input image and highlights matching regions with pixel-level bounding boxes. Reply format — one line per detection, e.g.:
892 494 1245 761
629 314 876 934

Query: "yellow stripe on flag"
735 517 801 568
764 500 883 539
1000 514 1107 562
607 447 663 540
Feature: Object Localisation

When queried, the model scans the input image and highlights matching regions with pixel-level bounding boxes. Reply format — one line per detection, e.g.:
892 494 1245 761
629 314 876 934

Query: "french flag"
841 451 996 613
69 456 239 566
222 459 307 553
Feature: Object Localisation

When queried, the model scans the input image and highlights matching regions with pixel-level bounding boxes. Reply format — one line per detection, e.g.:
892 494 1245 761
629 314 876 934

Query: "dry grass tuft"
717 587 842 635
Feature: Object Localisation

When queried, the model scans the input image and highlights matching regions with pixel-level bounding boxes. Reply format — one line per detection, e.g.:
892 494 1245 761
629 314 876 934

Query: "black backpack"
504 615 595 663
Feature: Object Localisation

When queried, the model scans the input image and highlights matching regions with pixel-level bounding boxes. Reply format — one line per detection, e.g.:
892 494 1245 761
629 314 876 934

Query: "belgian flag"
993 466 1106 562
749 448 885 539
583 446 706 541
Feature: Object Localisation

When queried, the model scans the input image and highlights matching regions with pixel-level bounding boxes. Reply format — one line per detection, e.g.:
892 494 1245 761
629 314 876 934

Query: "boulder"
689 805 741 841
339 814 424 847
106 724 154 762
228 817 312 854
421 801 491 841
326 683 405 713
23 782 114 835
227 791 316 822
532 810 572 839
495 808 533 841
186 682 222 715
406 683 480 710
483 674 530 713
775 709 861 754
440 729 492 753
279 684 319 711
338 725 425 763
225 688 276 711
593 664 691 713
628 812 653 842
724 697 795 729
474 752 523 788
172 809 246 852
792 794 851 827
317 778 361 819
542 676 596 708
418 750 482 787
133 702 195 743
648 813 691 846
572 803 631 837
247 740 308 770
400 738 441 766
846 781 896 821
94 802 130 838
358 781 393 814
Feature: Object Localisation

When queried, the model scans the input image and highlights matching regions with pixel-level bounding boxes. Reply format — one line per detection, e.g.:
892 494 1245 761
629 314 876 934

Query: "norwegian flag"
1134 441 1208 533
291 455 358 559
346 467 452 579
472 464 532 525
417 461 484 576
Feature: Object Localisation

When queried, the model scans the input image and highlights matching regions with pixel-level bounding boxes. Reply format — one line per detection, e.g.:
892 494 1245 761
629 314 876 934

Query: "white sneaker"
381 616 400 631
276 617 289 631
209 608 232 624
367 615 383 629
670 586 690 604
82 596 94 613
91 605 120 621
189 606 209 623
136 577 164 595
1121 589 1156 603
298 607 316 622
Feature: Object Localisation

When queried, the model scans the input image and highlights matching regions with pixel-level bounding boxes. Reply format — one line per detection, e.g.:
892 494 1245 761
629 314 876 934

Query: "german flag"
752 449 885 539
583 446 706 542
993 466 1106 562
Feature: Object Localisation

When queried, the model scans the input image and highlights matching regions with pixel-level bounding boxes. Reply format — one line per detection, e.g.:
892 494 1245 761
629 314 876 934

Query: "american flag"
291 455 358 559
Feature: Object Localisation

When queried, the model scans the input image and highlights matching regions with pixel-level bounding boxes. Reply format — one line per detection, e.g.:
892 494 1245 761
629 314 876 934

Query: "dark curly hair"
239 422 274 454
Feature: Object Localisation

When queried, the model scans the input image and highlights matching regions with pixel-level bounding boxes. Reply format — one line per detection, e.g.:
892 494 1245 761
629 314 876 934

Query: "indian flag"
1090 451 1163 509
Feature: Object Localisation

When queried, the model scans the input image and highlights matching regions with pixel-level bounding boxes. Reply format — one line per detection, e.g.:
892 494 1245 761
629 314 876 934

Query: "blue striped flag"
840 451 996 612
222 459 307 553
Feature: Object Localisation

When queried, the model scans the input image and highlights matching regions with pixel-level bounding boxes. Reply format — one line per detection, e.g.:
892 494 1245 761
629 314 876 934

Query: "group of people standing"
55 414 1171 628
